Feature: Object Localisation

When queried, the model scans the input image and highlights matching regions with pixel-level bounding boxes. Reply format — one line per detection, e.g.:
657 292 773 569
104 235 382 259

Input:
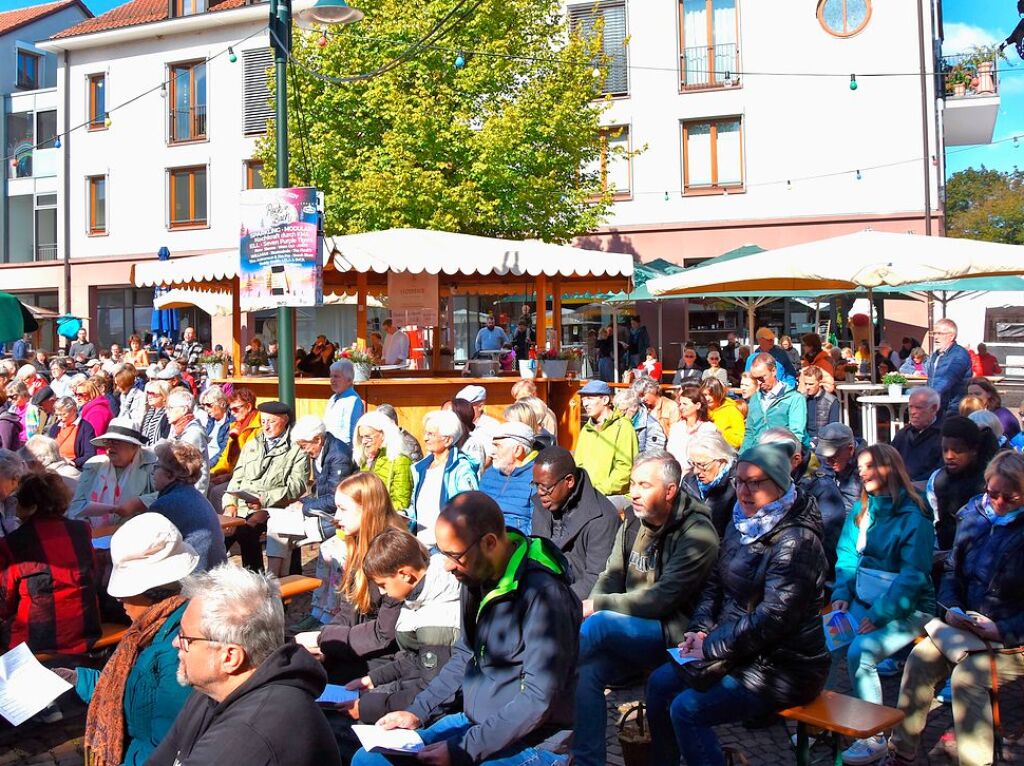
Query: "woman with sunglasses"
74 378 113 440
888 450 1024 766
139 380 171 446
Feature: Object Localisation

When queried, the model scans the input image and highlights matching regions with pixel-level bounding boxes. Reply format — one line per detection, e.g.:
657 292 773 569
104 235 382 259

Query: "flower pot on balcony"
204 363 225 380
953 82 967 97
976 61 996 94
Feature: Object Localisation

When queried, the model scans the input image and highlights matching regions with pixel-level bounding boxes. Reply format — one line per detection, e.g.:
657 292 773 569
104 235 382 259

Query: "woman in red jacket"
74 378 113 440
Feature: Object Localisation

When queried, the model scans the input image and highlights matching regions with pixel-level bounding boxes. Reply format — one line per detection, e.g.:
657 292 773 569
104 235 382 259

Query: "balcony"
170 104 207 144
941 53 1000 146
680 43 739 91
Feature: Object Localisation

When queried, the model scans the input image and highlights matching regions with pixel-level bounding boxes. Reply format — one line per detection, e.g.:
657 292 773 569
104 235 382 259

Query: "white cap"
155 361 182 380
107 514 199 598
491 421 536 450
456 385 487 404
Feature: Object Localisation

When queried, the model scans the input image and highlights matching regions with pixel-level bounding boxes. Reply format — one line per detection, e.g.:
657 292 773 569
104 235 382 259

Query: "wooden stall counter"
215 375 584 450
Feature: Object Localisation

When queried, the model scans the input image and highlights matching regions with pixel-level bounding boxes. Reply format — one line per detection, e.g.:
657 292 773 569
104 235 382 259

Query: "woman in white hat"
68 419 159 522
53 513 199 766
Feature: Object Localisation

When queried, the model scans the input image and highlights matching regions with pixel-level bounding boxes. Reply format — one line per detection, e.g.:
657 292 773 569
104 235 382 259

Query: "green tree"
946 165 1024 244
259 0 626 242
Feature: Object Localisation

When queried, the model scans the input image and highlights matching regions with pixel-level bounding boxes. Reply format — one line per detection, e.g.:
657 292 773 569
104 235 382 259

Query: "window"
88 74 106 130
168 166 208 228
568 2 628 97
586 126 631 198
36 111 57 150
817 0 871 38
243 49 274 136
35 199 57 261
679 0 738 90
16 50 40 90
173 0 207 16
169 61 207 143
681 117 743 193
88 176 106 235
245 160 265 189
6 112 33 178
96 288 158 350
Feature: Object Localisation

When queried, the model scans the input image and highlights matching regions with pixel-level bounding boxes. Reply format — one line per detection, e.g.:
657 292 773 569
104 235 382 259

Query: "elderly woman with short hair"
140 380 171 446
48 395 97 469
199 385 233 467
683 431 738 538
701 350 730 386
613 387 666 454
164 388 210 495
353 411 413 511
410 410 478 544
150 441 226 572
113 365 145 428
20 434 80 491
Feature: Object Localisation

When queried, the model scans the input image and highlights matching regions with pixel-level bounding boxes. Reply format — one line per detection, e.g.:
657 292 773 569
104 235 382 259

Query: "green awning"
0 292 38 343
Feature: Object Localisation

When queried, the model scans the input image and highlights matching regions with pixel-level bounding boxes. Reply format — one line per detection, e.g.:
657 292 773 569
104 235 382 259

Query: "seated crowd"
0 317 1022 766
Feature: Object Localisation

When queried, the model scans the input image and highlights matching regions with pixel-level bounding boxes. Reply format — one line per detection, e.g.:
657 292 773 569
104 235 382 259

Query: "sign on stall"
239 187 323 312
387 271 439 327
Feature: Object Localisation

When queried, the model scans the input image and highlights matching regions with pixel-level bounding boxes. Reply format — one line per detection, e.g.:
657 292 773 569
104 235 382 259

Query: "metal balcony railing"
170 103 207 143
35 244 57 261
941 53 999 99
680 42 739 90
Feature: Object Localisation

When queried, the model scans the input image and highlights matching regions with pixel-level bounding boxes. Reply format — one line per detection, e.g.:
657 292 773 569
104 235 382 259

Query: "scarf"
732 483 797 544
982 494 1024 527
84 596 186 766
89 450 143 508
696 458 734 497
141 407 165 445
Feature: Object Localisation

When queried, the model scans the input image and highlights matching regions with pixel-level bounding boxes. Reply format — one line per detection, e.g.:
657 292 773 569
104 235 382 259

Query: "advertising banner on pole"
239 187 322 312
387 271 439 327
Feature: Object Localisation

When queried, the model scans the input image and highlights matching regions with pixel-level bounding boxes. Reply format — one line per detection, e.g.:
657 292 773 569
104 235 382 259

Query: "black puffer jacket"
681 465 737 539
691 487 830 709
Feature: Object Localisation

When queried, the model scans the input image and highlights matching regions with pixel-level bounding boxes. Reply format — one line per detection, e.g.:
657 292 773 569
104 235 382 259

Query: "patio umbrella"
150 247 180 342
0 292 39 343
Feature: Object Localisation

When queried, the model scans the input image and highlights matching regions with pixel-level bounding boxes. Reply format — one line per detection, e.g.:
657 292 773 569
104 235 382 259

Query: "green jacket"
591 492 719 645
575 410 638 496
223 428 310 515
359 447 413 511
75 602 191 766
740 385 808 451
832 489 936 625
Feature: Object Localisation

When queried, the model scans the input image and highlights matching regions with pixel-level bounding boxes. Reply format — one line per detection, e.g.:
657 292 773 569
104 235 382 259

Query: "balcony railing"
170 104 207 143
941 53 999 99
35 244 57 261
680 43 739 91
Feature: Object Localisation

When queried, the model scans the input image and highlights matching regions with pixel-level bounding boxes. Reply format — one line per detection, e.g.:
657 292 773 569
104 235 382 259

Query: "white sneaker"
790 732 818 749
842 735 888 765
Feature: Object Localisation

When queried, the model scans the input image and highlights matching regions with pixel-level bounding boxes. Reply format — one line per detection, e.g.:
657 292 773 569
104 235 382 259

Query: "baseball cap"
456 385 487 404
491 421 536 450
578 380 613 397
815 423 855 458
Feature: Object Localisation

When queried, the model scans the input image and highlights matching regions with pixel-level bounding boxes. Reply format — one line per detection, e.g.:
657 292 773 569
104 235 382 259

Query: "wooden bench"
35 622 131 662
91 515 246 540
278 574 322 603
781 691 905 766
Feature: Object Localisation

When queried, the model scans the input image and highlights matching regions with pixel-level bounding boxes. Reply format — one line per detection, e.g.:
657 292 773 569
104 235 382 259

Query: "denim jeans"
572 611 666 766
826 601 929 705
350 713 568 766
646 662 772 766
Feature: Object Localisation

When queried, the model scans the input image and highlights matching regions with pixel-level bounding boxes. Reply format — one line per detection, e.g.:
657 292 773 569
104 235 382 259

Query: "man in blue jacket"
741 353 808 451
478 422 538 534
925 318 972 416
744 327 797 387
352 491 581 766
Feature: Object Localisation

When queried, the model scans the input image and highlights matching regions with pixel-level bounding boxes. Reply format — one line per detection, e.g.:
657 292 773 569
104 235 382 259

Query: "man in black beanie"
30 385 56 435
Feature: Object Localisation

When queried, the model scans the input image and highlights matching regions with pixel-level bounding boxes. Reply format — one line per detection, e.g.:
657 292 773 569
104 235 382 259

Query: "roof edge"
0 0 92 40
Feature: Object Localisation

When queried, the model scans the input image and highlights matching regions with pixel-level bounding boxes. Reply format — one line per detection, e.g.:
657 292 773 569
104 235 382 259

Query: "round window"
818 0 871 38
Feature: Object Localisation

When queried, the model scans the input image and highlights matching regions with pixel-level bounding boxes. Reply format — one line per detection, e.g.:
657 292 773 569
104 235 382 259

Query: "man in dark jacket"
530 446 620 600
574 450 719 766
925 318 972 416
891 386 942 487
799 423 862 570
799 366 840 447
352 491 581 766
147 565 340 766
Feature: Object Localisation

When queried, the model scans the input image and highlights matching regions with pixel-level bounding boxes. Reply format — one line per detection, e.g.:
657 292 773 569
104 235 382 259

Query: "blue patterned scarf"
696 458 734 498
732 484 797 544
982 494 1024 527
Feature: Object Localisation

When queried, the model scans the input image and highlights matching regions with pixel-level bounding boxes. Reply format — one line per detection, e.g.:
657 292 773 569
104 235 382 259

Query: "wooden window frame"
677 0 741 92
87 175 107 236
16 50 40 90
168 166 208 229
680 117 745 196
174 0 207 17
168 60 207 144
245 159 265 190
87 74 106 131
597 126 632 201
817 0 871 39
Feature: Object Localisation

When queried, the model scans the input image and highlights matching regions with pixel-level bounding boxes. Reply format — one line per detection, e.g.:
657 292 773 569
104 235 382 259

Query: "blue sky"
4 0 1021 177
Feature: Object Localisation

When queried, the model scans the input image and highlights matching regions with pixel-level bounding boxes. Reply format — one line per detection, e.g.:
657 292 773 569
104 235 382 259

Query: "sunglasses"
987 489 1023 505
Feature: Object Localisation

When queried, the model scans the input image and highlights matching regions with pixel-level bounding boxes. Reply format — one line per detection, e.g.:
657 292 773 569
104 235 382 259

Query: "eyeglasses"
437 535 484 565
176 629 217 652
749 375 767 383
730 476 776 492
228 404 246 413
691 460 720 473
987 489 1023 505
530 474 572 495
146 391 162 397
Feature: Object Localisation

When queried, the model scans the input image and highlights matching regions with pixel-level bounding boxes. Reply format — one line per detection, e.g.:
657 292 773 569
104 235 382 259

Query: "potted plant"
947 64 972 97
198 350 226 380
339 345 376 382
965 44 1006 95
882 372 907 398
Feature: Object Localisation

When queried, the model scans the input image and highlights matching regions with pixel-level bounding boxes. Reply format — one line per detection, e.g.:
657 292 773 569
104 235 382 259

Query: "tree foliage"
946 165 1024 244
258 0 624 242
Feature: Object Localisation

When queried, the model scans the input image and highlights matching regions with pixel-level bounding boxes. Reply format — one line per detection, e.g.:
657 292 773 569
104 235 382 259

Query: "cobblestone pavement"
4 552 1023 766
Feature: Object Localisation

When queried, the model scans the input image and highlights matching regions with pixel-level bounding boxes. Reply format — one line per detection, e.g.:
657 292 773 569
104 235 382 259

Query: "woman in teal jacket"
411 410 478 544
828 443 935 765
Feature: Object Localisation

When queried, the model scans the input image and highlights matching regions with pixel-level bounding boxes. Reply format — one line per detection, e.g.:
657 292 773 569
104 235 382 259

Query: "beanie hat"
738 442 793 492
940 415 980 448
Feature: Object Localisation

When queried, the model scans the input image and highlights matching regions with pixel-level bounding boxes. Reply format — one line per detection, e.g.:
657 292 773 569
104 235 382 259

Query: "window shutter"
243 48 274 136
568 1 628 96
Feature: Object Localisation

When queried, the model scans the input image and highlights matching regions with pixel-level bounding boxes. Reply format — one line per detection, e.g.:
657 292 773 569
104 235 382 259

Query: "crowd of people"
0 314 1021 766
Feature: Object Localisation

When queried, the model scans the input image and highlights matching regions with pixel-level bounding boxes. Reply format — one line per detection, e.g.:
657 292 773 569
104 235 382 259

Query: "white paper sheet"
0 643 73 726
267 506 306 538
352 724 425 755
316 684 359 705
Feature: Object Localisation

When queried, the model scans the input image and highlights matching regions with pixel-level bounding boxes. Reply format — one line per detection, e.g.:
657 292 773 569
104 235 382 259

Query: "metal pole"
916 0 933 236
612 305 619 383
657 301 663 362
272 0 295 408
868 287 877 382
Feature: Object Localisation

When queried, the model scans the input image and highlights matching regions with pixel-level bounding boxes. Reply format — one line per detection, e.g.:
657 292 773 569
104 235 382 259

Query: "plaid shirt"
0 517 101 654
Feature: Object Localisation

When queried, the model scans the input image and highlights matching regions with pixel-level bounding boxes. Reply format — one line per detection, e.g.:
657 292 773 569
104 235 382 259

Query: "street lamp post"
268 0 363 408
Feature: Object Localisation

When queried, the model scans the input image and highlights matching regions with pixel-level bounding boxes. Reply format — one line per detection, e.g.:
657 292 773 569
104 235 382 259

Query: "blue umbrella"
150 247 180 343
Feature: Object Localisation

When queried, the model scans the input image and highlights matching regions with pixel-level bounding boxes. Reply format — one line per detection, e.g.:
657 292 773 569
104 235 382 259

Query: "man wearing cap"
324 359 364 446
68 327 96 360
800 422 862 567
68 418 160 521
925 318 972 416
30 385 57 436
455 384 502 437
474 315 508 357
575 451 719 766
148 565 341 766
744 327 797 387
741 353 808 451
891 387 943 487
478 421 539 534
222 401 310 572
574 380 638 498
381 318 410 366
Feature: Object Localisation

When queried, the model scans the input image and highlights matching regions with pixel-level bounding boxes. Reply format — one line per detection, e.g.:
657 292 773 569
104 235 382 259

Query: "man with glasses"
672 347 704 384
149 564 341 766
925 318 972 416
530 446 620 599
574 451 719 766
740 353 808 451
353 492 580 766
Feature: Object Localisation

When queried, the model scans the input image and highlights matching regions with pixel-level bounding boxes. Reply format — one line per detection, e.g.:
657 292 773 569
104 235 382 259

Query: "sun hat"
90 417 146 447
456 385 487 404
491 421 536 450
107 513 199 598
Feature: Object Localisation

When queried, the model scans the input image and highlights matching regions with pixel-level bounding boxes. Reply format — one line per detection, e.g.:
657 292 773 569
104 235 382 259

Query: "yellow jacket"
710 397 745 450
211 412 262 476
